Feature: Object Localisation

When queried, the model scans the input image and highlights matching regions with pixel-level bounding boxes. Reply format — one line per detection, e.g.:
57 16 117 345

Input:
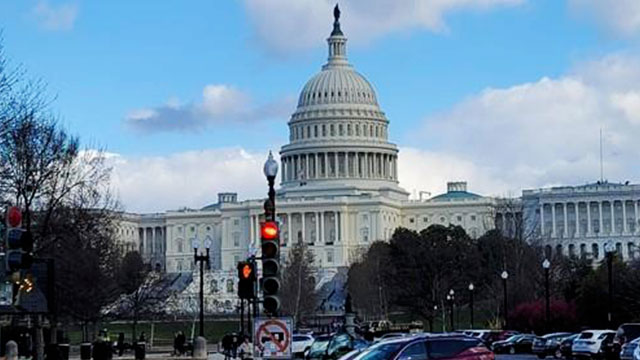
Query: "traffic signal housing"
261 221 280 314
5 207 34 273
237 261 256 299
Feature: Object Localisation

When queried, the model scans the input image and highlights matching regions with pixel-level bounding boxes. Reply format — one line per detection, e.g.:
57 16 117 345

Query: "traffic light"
5 207 34 273
261 221 280 314
237 261 256 299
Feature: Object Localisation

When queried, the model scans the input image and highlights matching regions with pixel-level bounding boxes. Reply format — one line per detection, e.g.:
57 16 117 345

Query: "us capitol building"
115 10 640 303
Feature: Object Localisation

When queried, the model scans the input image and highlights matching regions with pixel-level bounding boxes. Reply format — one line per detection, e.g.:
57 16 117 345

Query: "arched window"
569 244 576 257
226 279 234 293
629 242 636 259
580 243 587 258
177 239 184 253
592 243 600 259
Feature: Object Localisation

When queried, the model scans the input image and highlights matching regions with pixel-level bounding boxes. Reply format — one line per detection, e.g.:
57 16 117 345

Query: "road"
497 354 540 360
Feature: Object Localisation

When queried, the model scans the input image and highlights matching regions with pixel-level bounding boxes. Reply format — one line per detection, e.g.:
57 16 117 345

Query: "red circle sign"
256 319 290 353
7 207 21 227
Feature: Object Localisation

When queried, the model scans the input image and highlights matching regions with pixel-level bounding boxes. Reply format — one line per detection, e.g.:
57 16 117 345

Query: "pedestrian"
117 333 125 356
237 336 251 360
173 332 179 356
222 334 233 360
177 331 186 356
92 334 109 360
138 332 146 343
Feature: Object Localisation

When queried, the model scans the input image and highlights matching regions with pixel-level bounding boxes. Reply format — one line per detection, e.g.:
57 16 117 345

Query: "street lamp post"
468 283 475 329
193 238 211 337
501 271 509 329
542 259 551 331
448 289 455 331
263 151 278 223
605 241 616 326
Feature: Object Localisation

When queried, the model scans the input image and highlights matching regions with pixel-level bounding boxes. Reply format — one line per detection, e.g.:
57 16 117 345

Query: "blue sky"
1 0 640 211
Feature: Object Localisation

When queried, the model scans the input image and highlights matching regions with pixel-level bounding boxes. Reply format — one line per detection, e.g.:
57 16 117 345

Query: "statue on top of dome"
331 4 343 36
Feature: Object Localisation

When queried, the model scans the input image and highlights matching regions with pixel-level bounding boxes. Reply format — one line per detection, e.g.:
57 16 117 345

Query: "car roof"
582 330 616 335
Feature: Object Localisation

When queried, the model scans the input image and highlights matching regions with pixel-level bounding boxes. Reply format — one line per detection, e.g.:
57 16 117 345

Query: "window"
177 260 183 272
423 217 429 223
339 124 344 136
227 279 234 293
190 226 195 232
398 342 427 360
177 240 184 253
428 339 480 360
440 217 446 223
471 215 476 221
233 219 240 226
409 218 415 223
327 251 333 263
233 232 240 247
206 226 211 231
457 216 462 222
592 243 600 259
322 125 326 136
314 125 318 137
330 124 335 136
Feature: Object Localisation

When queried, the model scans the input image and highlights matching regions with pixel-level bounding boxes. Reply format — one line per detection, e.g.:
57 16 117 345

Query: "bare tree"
280 241 317 327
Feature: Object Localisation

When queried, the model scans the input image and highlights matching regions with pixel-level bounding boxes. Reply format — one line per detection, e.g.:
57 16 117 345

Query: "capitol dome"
279 5 408 200
297 67 379 108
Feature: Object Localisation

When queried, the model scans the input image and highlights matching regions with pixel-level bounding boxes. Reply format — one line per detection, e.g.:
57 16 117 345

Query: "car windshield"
293 335 311 342
580 332 594 339
356 342 406 360
598 333 613 340
620 326 640 340
308 338 331 357
506 335 521 342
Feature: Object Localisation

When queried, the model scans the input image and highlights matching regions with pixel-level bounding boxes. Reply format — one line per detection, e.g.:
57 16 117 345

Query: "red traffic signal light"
7 207 21 228
261 221 278 240
241 263 252 279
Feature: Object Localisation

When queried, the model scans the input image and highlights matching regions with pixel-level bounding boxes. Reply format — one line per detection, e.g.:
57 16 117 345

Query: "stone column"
344 152 349 178
250 215 254 243
301 212 306 243
575 202 580 237
334 211 339 243
633 200 640 234
320 212 325 243
563 203 568 238
623 201 628 234
587 202 592 236
551 204 557 238
355 152 359 177
540 204 545 236
315 153 319 179
315 212 320 244
334 152 338 178
287 213 293 246
598 202 603 234
610 201 615 234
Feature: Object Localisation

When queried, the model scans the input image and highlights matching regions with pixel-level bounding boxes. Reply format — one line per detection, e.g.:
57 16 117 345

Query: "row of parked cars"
292 323 640 360
464 323 640 360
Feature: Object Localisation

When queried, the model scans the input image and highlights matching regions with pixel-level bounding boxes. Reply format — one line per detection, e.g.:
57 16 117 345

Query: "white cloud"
109 148 273 212
569 0 640 35
124 84 294 134
406 53 640 197
32 1 78 31
243 0 524 54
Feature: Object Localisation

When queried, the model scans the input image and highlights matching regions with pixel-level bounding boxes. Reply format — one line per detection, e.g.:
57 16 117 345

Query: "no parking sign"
253 317 292 359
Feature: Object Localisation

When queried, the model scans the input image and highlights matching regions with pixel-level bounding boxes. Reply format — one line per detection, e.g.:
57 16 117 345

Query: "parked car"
561 334 581 360
492 334 537 354
305 332 369 360
306 335 333 360
612 324 640 359
478 330 519 347
532 332 573 359
293 334 315 357
620 337 640 360
572 330 615 359
352 334 493 360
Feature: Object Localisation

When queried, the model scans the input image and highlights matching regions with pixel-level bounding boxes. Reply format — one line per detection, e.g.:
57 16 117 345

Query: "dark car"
561 334 581 360
532 333 573 359
354 334 493 360
492 334 537 354
479 331 519 347
306 332 369 360
619 338 640 360
610 324 640 360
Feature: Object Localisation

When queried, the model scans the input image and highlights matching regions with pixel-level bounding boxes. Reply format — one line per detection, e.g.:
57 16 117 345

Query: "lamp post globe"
501 271 509 280
542 259 550 269
604 240 615 326
192 237 199 251
468 283 474 291
449 289 455 296
542 259 551 331
263 151 279 179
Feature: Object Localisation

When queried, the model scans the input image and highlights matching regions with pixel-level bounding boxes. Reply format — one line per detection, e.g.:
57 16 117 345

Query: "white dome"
297 67 378 108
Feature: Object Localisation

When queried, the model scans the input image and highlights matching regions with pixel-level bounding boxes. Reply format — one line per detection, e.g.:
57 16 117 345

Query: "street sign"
253 317 292 359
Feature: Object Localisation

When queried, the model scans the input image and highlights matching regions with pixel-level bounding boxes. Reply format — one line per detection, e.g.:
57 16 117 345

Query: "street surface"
496 354 539 360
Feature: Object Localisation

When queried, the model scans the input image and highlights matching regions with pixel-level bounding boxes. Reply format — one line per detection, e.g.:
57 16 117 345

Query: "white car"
292 334 314 356
572 330 616 358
